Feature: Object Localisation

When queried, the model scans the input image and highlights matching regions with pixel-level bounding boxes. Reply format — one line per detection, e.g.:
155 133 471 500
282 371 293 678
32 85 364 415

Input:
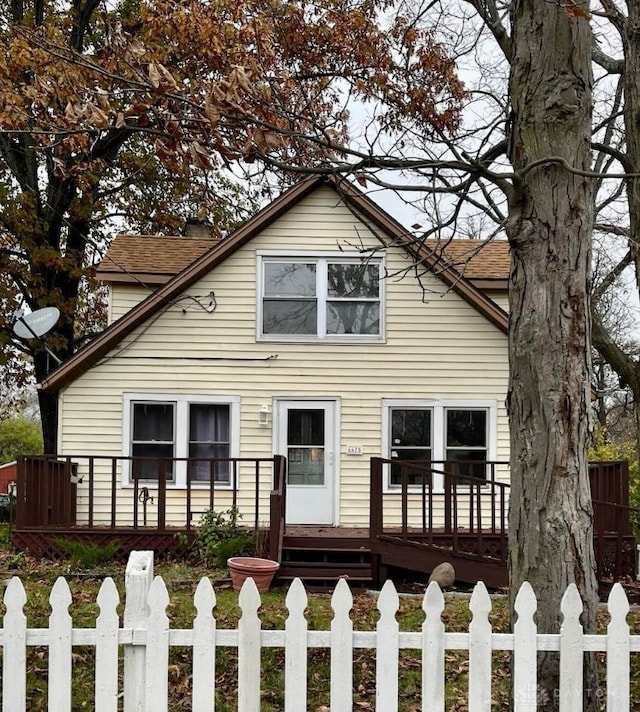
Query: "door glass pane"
288 409 324 445
287 409 325 486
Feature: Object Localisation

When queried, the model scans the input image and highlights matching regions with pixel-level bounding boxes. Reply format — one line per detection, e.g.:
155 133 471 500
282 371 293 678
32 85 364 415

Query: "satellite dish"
13 307 60 340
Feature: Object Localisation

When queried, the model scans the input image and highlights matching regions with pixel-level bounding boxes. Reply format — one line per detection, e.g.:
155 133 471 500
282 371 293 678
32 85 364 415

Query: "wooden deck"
10 455 637 587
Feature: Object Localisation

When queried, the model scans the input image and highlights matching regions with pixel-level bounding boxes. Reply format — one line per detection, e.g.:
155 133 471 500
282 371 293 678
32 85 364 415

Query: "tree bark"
506 2 598 708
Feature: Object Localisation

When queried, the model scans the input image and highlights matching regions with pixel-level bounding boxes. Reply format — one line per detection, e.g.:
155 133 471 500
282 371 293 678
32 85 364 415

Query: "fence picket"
238 577 262 712
192 577 217 712
124 550 153 712
285 578 308 712
3 576 27 712
559 584 583 712
469 582 492 712
3 564 640 712
607 583 630 711
49 577 73 712
513 582 537 712
421 582 445 711
95 578 120 712
376 580 400 712
330 578 354 712
145 576 170 712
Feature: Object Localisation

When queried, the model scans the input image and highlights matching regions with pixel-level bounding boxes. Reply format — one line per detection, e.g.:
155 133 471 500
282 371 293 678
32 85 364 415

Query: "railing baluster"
490 463 496 533
428 469 433 545
401 466 408 538
232 460 238 510
254 460 260 532
209 459 215 512
88 457 95 528
110 458 117 529
42 456 50 525
133 468 139 530
420 469 427 534
185 461 192 532
157 460 166 531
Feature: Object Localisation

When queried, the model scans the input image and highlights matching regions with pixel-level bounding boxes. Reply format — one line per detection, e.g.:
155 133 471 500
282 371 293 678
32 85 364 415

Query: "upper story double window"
258 255 383 340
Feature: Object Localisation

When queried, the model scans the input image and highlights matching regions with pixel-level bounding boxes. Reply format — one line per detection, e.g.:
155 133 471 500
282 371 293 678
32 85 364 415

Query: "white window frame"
381 399 497 492
122 393 240 488
257 251 385 342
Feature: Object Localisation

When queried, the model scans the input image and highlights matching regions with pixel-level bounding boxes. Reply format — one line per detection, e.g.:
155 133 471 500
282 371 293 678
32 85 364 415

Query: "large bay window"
259 254 382 339
123 394 239 487
383 400 495 489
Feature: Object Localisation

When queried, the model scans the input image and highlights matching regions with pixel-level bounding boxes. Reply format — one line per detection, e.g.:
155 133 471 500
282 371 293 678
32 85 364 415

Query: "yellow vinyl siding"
108 284 152 323
484 290 509 312
60 186 509 528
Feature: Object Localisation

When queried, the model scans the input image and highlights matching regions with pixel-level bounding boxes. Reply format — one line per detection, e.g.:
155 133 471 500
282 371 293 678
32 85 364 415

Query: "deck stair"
277 533 373 586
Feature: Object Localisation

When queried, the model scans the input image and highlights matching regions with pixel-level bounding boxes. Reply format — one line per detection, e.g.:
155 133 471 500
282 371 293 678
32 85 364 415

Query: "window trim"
122 393 240 488
257 251 385 342
381 399 497 493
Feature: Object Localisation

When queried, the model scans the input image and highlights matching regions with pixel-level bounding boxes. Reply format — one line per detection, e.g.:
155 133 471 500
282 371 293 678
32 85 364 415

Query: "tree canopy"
0 417 43 464
0 0 464 448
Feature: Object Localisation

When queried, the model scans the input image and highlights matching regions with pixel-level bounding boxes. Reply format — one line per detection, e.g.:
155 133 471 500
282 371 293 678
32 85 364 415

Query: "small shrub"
5 550 25 569
54 539 120 568
190 507 255 567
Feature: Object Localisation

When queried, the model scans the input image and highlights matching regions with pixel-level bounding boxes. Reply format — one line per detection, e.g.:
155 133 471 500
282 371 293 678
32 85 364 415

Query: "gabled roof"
96 236 217 286
41 175 509 392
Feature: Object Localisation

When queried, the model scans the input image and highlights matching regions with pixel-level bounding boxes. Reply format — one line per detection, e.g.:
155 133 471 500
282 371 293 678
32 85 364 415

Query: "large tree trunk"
506 2 598 708
623 0 640 296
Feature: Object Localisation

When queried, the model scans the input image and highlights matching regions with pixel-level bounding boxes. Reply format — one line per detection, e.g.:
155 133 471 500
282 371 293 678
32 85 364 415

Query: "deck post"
369 458 384 584
369 458 383 541
124 550 154 712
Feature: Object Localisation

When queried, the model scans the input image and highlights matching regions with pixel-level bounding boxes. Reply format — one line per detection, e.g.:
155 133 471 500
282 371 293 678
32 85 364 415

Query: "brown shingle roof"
96 235 217 285
98 235 509 288
424 240 510 281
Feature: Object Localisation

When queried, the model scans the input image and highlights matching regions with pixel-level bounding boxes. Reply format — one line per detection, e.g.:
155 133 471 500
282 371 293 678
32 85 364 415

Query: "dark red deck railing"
370 457 511 563
16 454 280 533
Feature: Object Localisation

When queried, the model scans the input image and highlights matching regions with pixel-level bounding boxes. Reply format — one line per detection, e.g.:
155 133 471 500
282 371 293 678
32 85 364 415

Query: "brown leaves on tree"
0 0 465 438
0 0 465 176
148 62 179 94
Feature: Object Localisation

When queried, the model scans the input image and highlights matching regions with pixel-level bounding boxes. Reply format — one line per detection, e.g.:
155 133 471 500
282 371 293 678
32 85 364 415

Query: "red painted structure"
0 461 17 494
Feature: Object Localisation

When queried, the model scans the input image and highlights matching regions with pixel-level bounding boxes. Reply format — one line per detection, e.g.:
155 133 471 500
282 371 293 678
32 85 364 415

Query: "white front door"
276 400 337 525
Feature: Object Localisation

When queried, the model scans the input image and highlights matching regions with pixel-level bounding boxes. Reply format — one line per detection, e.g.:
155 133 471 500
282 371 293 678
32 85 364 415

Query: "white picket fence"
1 550 639 712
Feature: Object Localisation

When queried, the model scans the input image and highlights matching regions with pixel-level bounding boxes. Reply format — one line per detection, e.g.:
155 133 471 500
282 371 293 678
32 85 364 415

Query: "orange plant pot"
227 557 280 592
